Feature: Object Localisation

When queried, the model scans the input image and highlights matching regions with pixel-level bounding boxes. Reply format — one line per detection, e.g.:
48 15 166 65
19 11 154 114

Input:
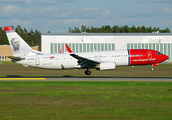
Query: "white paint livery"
14 50 129 70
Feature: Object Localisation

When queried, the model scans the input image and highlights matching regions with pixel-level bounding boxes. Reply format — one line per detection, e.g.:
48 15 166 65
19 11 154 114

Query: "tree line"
0 25 39 46
68 25 171 33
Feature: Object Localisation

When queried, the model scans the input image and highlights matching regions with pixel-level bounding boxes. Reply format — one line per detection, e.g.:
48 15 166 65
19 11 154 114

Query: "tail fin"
65 44 73 53
4 26 43 57
58 46 64 53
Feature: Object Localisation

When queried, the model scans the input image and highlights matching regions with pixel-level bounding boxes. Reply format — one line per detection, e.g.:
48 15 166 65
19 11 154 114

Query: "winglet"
65 44 73 53
58 46 64 53
4 26 14 32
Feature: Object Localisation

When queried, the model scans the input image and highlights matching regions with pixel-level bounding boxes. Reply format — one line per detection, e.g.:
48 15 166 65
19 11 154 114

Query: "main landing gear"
85 69 91 75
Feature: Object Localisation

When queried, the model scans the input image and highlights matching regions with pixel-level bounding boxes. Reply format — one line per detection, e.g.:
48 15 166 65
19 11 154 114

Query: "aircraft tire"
150 67 154 71
85 70 91 75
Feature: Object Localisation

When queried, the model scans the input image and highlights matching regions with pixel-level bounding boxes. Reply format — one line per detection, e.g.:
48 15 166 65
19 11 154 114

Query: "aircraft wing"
7 56 25 60
70 53 99 69
66 44 99 69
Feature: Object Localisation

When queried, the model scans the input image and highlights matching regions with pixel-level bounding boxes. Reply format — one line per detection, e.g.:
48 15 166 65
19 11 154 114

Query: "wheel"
85 70 91 75
150 67 154 71
87 71 91 75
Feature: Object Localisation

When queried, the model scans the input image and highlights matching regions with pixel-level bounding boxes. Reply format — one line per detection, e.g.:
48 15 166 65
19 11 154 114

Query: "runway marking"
0 78 46 80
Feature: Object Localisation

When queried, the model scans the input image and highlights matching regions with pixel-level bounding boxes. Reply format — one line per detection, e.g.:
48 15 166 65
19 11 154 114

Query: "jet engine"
96 62 116 70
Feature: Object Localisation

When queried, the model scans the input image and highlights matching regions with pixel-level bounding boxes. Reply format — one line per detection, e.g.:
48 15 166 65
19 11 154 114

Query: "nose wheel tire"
85 70 91 75
150 66 154 71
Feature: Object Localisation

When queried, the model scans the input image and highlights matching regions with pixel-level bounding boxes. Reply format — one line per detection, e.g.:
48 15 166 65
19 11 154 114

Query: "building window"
50 43 53 54
160 44 163 53
156 44 159 51
112 44 115 50
134 44 137 49
54 43 57 54
108 44 111 50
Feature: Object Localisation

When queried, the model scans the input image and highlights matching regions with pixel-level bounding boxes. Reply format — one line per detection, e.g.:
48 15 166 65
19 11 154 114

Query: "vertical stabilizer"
58 46 64 53
4 26 43 57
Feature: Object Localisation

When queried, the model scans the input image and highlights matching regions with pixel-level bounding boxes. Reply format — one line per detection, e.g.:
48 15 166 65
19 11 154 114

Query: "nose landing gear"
85 69 91 75
150 65 154 71
150 66 154 71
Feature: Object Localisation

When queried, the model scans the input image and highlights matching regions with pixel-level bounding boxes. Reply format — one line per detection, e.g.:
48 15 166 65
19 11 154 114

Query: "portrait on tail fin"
11 38 20 51
11 37 29 57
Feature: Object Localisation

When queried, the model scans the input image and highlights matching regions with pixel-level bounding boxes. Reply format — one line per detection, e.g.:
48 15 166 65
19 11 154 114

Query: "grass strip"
0 81 172 120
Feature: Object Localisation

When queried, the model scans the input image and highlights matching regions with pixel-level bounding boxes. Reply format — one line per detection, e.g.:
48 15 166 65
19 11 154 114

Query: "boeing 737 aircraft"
5 26 169 75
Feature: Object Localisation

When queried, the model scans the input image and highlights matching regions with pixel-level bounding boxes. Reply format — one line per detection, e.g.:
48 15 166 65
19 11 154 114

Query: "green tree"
86 27 90 33
81 25 86 33
101 26 105 32
152 27 157 32
124 25 129 33
23 28 28 42
104 25 111 33
112 25 117 33
68 28 72 33
165 27 171 33
74 27 81 33
137 26 142 33
2 29 8 45
34 30 39 45
116 25 120 33
120 26 125 33
146 26 152 33
0 27 3 45
141 26 146 33
30 29 34 46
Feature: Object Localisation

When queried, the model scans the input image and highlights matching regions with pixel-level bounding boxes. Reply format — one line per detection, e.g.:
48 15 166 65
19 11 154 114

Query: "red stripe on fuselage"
129 49 163 65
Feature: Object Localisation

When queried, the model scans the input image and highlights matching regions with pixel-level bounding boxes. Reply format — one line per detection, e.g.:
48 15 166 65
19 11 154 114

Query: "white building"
39 33 172 62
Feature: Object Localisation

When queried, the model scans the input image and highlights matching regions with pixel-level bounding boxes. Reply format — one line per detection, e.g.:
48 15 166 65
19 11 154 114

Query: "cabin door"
148 51 152 63
35 57 40 65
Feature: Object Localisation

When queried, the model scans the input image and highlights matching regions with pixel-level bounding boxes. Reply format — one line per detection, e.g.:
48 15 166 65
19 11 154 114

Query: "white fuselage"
15 50 129 69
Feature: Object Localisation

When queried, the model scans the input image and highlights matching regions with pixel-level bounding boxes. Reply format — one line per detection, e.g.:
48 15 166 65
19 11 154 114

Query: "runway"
0 77 172 82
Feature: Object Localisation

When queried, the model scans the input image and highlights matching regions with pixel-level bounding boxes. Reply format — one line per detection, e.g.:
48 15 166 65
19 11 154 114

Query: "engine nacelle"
96 62 116 70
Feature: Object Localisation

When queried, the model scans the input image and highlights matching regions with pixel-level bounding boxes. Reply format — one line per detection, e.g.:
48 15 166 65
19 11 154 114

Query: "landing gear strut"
85 69 91 75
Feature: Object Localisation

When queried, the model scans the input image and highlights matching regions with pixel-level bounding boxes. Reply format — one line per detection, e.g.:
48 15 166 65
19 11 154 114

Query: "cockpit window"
156 52 162 55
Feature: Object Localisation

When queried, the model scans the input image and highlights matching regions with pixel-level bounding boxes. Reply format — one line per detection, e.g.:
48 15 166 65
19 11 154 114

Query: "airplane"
58 46 64 53
5 26 169 75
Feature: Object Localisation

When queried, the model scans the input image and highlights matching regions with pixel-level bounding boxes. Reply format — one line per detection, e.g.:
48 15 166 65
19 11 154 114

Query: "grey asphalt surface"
1 77 172 82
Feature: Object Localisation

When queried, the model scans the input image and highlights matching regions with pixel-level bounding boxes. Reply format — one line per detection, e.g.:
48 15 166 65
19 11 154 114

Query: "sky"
0 0 172 33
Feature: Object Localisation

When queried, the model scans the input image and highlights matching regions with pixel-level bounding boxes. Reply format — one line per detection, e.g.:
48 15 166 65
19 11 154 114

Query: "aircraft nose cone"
165 55 169 60
163 55 169 61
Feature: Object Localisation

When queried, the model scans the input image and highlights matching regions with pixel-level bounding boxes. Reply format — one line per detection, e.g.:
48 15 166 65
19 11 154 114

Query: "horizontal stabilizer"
7 56 25 60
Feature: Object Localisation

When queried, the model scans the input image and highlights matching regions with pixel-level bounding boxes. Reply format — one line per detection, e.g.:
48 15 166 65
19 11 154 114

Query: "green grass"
1 61 15 64
0 81 172 120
